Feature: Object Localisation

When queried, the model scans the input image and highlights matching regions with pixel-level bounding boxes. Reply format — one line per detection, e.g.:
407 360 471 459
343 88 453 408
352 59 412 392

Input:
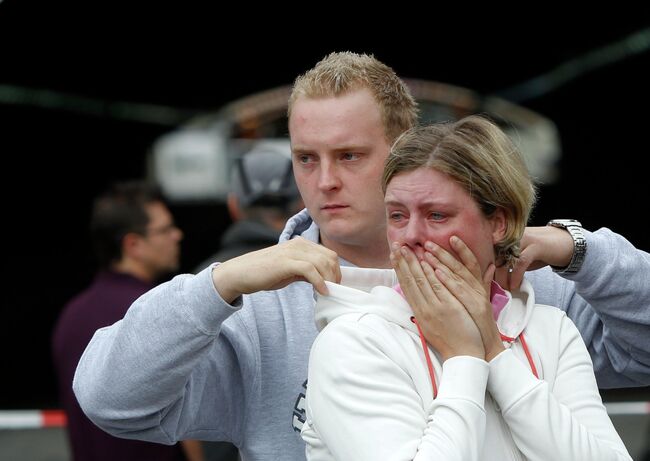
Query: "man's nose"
318 161 342 191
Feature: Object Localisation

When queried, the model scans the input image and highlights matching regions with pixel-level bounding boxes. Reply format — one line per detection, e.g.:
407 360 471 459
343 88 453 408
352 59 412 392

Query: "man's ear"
227 193 242 222
121 232 143 258
491 208 507 243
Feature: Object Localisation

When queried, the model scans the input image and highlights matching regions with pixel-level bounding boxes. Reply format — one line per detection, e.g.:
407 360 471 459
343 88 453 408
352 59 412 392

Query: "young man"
74 53 650 461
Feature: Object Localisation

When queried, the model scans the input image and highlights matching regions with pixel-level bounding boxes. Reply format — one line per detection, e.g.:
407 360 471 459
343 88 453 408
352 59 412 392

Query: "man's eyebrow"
291 147 311 155
292 144 371 155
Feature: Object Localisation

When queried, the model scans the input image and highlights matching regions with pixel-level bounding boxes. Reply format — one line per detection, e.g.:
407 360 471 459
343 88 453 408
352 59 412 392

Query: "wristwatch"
546 219 587 274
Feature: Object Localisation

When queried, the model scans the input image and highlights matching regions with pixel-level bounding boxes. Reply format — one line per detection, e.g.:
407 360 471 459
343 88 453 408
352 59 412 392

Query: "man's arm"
181 440 205 461
508 226 650 388
73 266 253 443
73 238 340 442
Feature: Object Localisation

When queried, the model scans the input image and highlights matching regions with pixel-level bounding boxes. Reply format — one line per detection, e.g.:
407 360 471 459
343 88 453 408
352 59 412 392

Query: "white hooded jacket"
302 266 631 461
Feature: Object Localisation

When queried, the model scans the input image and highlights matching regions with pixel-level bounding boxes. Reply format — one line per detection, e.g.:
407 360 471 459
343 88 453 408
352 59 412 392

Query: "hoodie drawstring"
499 331 539 378
411 317 539 400
411 317 438 398
518 332 539 378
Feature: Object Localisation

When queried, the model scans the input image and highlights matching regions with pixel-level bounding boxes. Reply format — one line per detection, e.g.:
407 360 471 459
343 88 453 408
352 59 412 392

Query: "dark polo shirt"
52 271 186 461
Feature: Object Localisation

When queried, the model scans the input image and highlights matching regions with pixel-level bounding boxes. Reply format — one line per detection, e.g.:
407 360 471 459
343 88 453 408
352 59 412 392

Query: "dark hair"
90 180 164 269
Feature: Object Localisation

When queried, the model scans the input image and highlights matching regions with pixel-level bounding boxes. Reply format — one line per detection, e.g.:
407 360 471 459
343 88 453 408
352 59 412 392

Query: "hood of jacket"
279 208 316 243
315 266 537 341
278 208 357 267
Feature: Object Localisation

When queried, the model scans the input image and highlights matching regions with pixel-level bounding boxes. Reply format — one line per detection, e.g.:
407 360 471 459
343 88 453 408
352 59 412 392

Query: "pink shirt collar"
489 280 509 320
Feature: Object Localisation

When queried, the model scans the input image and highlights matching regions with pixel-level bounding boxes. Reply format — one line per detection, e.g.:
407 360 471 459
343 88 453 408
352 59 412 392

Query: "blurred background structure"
0 5 648 459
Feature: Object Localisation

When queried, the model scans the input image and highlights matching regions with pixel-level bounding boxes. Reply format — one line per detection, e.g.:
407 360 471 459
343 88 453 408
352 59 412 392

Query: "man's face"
289 89 390 255
140 201 183 278
385 168 503 274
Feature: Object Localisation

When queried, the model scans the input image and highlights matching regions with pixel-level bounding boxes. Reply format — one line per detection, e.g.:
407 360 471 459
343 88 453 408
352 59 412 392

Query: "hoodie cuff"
437 356 489 407
487 349 540 413
181 263 242 335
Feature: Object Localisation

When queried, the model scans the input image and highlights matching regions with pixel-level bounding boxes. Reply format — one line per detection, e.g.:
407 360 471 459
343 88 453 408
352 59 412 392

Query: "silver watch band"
546 219 587 274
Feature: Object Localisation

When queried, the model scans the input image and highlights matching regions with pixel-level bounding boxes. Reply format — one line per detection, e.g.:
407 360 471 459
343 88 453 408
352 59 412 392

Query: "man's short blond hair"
288 52 418 143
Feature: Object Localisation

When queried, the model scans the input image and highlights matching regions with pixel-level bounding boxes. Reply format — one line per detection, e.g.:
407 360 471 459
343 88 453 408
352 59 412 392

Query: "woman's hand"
421 237 505 362
391 242 484 362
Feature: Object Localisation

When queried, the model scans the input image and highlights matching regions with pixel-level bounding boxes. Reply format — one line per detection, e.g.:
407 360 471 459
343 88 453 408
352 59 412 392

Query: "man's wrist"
211 264 242 304
546 219 587 274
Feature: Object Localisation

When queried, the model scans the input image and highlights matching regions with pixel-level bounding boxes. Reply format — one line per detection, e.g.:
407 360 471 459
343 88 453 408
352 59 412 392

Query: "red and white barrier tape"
0 410 67 429
0 403 648 429
605 401 650 416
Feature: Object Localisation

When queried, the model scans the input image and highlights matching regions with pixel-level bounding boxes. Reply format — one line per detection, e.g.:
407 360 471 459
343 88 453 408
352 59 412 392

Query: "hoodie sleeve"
73 265 256 446
487 312 632 461
527 227 650 388
303 317 488 461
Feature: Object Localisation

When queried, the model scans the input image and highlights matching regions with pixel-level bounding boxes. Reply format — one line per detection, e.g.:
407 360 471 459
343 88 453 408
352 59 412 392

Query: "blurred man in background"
194 141 303 271
52 180 203 461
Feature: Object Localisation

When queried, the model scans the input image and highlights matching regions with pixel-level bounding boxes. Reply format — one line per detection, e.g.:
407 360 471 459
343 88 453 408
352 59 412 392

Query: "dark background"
1 5 649 408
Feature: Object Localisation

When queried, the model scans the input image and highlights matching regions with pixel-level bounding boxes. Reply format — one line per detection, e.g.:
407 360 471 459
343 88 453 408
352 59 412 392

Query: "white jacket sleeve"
487 313 632 461
303 318 488 461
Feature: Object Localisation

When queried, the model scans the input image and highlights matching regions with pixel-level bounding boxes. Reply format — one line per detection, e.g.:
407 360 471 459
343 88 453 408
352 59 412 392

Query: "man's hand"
495 226 574 290
211 237 341 303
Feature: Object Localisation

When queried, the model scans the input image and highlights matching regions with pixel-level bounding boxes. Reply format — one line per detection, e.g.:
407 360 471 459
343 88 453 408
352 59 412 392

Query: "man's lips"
321 204 349 211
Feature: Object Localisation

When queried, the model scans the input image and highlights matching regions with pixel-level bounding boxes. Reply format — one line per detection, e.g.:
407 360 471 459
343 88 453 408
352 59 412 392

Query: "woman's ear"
491 208 507 243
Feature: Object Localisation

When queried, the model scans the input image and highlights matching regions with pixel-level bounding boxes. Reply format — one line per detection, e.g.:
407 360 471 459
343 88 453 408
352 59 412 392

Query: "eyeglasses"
145 223 179 237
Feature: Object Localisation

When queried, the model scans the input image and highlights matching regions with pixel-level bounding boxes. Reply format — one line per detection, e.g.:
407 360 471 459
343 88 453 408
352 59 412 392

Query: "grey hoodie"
74 209 650 461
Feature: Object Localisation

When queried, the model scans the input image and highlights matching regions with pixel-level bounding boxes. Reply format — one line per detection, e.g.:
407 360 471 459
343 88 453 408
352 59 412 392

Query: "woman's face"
384 167 504 274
